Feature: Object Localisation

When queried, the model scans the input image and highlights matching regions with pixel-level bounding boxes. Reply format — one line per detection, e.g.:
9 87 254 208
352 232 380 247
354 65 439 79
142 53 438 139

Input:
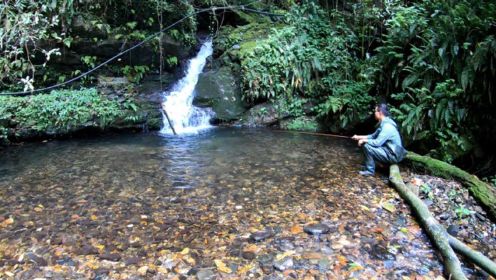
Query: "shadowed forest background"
1 0 495 180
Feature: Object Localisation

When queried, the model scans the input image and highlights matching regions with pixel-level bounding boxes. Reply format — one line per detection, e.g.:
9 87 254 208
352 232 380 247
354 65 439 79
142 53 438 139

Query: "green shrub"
376 0 495 162
391 80 472 162
284 117 319 132
239 2 374 129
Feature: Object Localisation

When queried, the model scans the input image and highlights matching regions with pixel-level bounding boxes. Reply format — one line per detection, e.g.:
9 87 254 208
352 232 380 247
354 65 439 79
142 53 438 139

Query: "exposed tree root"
389 164 467 280
405 152 496 220
448 235 496 278
390 164 496 279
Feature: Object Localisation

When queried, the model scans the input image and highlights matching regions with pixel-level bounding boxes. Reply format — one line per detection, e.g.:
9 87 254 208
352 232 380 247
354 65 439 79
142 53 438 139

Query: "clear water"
0 129 452 278
160 39 215 135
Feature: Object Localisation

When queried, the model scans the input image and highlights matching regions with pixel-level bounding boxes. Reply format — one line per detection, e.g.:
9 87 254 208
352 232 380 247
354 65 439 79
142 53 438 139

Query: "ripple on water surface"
0 128 451 279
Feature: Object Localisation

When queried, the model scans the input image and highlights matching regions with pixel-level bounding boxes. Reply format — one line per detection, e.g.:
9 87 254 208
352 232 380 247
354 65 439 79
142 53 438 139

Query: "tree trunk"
389 164 468 280
405 152 496 220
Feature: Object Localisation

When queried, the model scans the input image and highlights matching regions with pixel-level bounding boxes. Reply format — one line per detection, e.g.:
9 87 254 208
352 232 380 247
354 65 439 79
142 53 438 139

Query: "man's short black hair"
376 103 390 116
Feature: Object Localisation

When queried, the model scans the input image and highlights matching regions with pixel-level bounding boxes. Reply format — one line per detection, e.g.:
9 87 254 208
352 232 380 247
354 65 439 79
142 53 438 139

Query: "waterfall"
160 39 214 135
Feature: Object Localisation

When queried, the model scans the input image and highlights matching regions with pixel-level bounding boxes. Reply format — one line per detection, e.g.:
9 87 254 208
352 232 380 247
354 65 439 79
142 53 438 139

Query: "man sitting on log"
352 103 407 176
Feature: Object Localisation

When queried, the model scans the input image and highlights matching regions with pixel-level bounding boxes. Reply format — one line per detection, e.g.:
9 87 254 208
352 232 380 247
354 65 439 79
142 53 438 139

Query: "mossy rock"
214 22 280 61
194 66 248 121
232 10 271 26
0 88 160 143
236 102 280 127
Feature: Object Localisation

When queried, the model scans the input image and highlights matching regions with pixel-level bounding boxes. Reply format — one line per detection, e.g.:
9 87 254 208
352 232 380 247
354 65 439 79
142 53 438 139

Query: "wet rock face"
194 66 249 121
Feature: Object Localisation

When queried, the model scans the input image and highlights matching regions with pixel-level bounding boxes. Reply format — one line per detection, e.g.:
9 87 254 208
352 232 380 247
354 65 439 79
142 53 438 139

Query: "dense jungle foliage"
0 0 201 91
236 0 495 175
1 0 495 178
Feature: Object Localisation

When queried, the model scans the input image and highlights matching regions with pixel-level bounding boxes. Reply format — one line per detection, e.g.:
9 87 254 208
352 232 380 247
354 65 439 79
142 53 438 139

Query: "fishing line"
271 129 352 139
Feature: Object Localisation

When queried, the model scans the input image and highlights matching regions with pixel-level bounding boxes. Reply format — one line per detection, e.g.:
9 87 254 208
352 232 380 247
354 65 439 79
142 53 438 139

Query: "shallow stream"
1 129 490 279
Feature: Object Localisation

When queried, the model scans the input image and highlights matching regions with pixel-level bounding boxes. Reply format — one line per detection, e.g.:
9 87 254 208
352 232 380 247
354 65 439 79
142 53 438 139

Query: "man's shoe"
359 170 374 176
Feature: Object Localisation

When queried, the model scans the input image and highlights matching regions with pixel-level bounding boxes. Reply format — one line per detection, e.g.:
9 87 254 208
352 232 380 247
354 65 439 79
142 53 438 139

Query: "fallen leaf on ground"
290 225 303 234
214 259 232 273
382 202 396 213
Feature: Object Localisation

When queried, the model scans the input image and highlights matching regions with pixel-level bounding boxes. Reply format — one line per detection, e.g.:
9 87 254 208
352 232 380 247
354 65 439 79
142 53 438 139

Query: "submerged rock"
26 252 47 266
99 253 121 262
196 269 215 280
251 230 274 242
304 224 330 235
242 251 256 260
273 257 294 271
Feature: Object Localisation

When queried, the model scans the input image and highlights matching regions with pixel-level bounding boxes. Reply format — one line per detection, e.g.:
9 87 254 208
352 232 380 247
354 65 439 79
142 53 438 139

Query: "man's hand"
358 139 367 146
352 135 367 141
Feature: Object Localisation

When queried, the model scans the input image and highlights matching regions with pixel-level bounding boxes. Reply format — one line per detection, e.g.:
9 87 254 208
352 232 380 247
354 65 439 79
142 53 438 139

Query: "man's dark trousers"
363 143 397 173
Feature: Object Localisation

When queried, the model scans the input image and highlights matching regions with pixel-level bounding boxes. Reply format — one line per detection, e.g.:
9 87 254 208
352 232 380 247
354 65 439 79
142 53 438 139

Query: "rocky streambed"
0 129 494 279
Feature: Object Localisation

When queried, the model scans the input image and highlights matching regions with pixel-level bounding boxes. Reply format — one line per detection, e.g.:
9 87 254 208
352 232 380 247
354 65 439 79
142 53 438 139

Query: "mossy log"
389 164 468 280
448 236 496 278
405 152 496 220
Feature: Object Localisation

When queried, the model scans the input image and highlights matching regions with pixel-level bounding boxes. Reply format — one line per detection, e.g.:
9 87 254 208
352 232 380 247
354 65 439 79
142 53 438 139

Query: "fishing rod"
271 129 352 139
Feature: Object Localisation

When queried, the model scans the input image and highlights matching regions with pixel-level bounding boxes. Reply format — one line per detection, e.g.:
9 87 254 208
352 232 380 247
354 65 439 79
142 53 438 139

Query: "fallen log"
448 236 496 278
405 152 496 220
389 164 467 280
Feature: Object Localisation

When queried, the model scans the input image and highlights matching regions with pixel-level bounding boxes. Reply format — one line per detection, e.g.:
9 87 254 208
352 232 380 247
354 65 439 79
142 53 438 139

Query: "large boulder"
70 35 194 67
194 66 248 121
71 14 109 38
235 102 280 127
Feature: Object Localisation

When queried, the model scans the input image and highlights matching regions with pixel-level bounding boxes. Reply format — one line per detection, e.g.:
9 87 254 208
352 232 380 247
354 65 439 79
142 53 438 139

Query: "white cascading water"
160 39 215 135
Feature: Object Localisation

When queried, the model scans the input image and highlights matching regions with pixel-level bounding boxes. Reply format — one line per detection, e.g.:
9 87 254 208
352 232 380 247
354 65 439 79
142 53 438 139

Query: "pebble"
422 199 434 207
99 253 121 261
242 251 256 260
55 257 76 266
94 267 110 277
77 244 99 255
438 213 450 220
251 230 273 242
303 224 330 235
318 258 330 271
196 269 215 280
321 246 334 255
447 225 460 236
384 260 395 269
125 256 141 265
261 264 274 275
273 257 294 271
258 254 275 274
369 244 396 261
26 252 47 266
275 239 295 251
